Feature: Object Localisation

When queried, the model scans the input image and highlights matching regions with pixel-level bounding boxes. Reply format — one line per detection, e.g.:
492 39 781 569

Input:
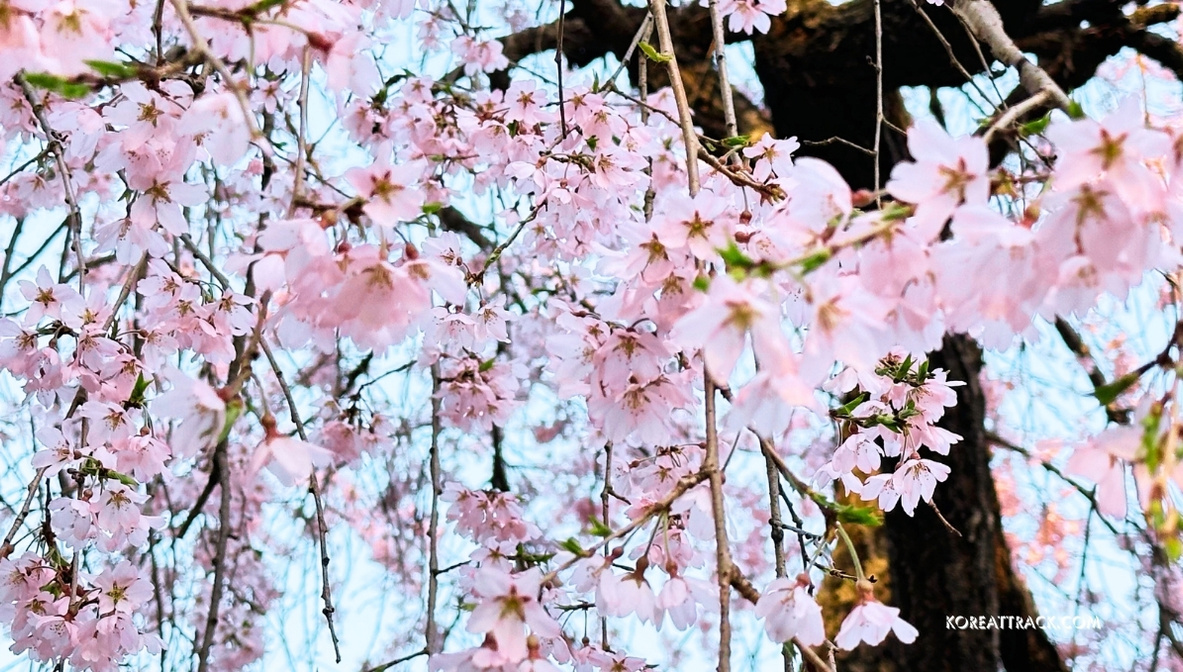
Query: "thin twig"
363 648 428 672
0 467 49 560
426 364 442 654
602 14 655 89
872 0 884 203
102 252 150 334
195 441 231 672
16 75 85 290
260 338 343 662
0 217 26 313
703 374 733 672
646 0 700 195
706 0 737 141
290 46 312 217
986 432 1121 536
556 0 568 137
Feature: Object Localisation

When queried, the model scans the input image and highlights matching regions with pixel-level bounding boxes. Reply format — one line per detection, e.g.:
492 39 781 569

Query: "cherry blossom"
835 581 919 650
756 574 826 645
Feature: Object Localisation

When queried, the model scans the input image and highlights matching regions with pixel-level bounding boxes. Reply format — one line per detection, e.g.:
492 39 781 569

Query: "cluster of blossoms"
0 0 1179 670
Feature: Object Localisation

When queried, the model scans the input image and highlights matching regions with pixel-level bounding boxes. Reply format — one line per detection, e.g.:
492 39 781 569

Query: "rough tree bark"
495 0 1183 669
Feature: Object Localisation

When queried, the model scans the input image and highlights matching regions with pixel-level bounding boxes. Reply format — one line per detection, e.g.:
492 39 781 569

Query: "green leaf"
1165 536 1182 562
797 248 831 274
1018 112 1052 137
1066 99 1086 120
1094 370 1141 407
896 354 913 381
478 357 497 372
84 60 136 79
692 275 711 292
79 458 139 487
836 392 869 417
721 134 751 148
880 202 913 221
559 538 586 556
245 0 288 15
127 373 150 408
218 397 244 445
421 202 443 215
22 72 92 99
638 42 670 64
588 517 612 537
835 503 883 527
718 242 754 271
1143 404 1164 472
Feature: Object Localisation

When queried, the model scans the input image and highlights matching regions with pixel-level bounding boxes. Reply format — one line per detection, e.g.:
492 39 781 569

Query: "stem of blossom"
426 364 442 654
702 373 733 672
835 522 865 582
290 46 313 217
951 0 1072 111
260 339 343 662
645 0 700 196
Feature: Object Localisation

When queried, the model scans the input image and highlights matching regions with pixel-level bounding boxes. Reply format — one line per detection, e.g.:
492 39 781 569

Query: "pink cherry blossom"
835 586 919 650
756 574 825 645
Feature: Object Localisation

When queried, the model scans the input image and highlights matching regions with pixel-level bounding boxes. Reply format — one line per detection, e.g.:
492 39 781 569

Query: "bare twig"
0 467 49 560
703 375 733 672
260 339 343 662
646 0 700 195
0 217 26 312
986 432 1121 536
426 364 442 654
16 75 85 289
872 0 885 202
289 46 312 217
706 0 737 141
195 441 231 672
